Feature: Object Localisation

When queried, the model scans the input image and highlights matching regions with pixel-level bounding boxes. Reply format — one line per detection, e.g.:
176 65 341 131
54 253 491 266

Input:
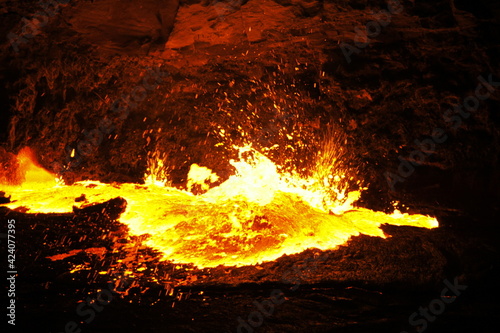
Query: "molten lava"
1 147 438 268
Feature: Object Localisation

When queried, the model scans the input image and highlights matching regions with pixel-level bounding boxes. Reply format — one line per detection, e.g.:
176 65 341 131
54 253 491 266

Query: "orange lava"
1 146 438 268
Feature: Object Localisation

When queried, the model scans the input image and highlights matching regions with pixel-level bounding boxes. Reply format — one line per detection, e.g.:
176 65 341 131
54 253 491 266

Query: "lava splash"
1 147 438 268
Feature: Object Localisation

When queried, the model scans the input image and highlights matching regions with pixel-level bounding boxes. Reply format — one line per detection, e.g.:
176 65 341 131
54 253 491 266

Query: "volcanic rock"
63 0 180 56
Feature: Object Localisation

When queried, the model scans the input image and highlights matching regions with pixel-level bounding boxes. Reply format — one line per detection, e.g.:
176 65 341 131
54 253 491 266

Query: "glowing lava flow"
1 147 438 268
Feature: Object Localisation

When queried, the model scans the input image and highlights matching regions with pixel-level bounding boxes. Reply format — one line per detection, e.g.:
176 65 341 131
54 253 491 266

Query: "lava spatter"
1 146 438 268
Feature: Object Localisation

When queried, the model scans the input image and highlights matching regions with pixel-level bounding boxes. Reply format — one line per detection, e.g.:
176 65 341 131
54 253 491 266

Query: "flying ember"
1 146 438 268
